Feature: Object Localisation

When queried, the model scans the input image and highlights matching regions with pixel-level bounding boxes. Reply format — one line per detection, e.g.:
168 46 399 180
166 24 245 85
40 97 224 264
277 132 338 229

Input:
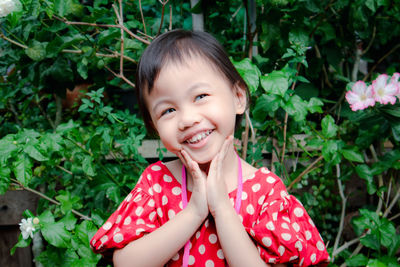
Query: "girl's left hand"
207 135 234 218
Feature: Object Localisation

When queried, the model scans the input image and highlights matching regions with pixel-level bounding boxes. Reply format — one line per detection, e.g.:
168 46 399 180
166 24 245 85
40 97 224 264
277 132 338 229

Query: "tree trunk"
190 0 204 31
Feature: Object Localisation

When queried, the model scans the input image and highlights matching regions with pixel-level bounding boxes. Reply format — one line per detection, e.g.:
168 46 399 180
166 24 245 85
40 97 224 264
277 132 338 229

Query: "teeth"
187 130 212 144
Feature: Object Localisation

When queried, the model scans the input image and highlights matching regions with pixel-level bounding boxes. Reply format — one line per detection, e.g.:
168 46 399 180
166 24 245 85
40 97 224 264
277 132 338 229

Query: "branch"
139 0 147 35
7 100 23 127
332 235 365 258
333 164 347 260
157 0 169 36
287 155 324 190
11 180 91 221
383 186 400 218
363 43 400 81
361 25 376 56
105 66 136 88
0 32 28 49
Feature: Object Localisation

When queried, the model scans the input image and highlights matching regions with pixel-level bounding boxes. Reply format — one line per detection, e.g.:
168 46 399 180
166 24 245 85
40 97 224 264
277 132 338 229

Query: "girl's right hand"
178 150 209 221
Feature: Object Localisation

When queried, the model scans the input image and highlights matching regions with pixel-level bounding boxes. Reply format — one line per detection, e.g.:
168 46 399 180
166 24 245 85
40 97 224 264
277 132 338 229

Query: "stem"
332 235 365 258
157 0 169 36
287 155 324 190
35 96 56 129
54 95 62 129
333 164 347 260
363 44 400 81
369 144 384 213
56 165 73 175
0 32 28 49
139 0 147 35
383 186 400 218
105 66 136 88
11 180 91 221
8 100 23 127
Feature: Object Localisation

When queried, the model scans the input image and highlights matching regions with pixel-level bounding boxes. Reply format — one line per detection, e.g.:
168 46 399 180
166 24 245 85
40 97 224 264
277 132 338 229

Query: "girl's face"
145 56 246 164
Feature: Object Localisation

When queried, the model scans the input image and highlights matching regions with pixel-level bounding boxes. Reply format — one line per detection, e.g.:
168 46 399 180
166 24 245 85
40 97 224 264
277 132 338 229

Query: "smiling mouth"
185 130 213 144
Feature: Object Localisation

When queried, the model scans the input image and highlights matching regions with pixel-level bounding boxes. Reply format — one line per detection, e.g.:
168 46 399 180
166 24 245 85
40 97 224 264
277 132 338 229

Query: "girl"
91 30 330 267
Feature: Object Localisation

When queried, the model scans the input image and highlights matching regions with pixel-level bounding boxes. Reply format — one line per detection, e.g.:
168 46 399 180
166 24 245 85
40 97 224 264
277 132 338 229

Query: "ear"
233 83 247 115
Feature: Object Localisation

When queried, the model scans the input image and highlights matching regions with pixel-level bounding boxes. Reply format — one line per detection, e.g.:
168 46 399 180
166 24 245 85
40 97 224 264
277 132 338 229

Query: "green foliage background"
1 0 400 266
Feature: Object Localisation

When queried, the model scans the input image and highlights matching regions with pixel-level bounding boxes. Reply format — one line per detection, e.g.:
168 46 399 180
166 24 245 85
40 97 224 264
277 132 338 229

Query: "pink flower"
345 81 375 111
372 74 398 105
390 73 400 98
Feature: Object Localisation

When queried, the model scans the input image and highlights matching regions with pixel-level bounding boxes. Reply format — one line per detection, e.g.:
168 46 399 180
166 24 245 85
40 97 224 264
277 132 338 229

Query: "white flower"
19 218 36 239
372 74 398 105
345 81 375 111
0 0 21 18
390 73 400 99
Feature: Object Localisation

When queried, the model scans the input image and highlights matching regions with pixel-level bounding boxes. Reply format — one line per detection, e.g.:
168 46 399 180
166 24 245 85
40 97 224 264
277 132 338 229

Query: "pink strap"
181 154 243 267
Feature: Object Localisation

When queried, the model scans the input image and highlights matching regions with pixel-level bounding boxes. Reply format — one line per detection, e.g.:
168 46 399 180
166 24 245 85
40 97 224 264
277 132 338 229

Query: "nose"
178 106 200 131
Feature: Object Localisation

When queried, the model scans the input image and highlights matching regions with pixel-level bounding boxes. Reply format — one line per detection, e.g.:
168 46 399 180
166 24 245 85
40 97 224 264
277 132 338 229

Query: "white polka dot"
305 230 312 240
290 255 298 261
317 241 325 251
281 222 289 230
172 253 179 261
267 176 276 184
310 253 316 263
157 207 163 217
217 249 224 259
269 258 276 264
278 245 285 256
262 237 272 247
250 229 255 236
136 219 145 225
179 201 183 209
148 188 153 195
123 216 132 225
125 193 133 202
172 187 181 195
309 218 315 227
282 216 290 223
135 228 145 236
258 195 265 205
162 195 168 205
148 199 155 207
272 212 278 221
113 227 120 234
209 234 217 244
168 209 175 219
135 206 144 216
280 190 289 199
281 233 291 241
113 233 124 243
252 183 261 192
149 211 156 221
241 191 248 200
92 239 97 246
147 174 152 180
268 188 274 196
205 219 209 228
261 167 270 174
266 221 275 230
295 240 303 251
100 235 108 243
102 221 112 230
163 174 172 182
151 165 161 171
134 196 143 205
292 222 300 232
294 207 304 217
153 183 162 193
300 258 304 266
269 200 277 206
188 255 195 265
196 231 201 239
238 214 243 223
199 244 205 254
248 173 255 180
246 204 255 215
146 224 155 228
205 260 214 267
116 215 122 224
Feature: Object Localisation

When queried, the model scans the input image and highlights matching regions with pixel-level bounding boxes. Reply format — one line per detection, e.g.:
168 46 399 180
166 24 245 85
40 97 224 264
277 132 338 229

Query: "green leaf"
25 41 47 61
261 71 288 97
190 0 203 14
38 210 55 224
12 155 33 186
77 60 88 80
54 0 74 16
41 221 71 248
346 254 369 267
233 58 261 94
82 155 96 176
0 139 18 162
307 97 323 113
321 140 338 162
366 259 387 267
321 115 338 138
341 148 364 163
252 94 281 121
355 165 376 194
11 234 32 255
360 233 380 251
56 191 83 214
283 95 308 121
24 144 48 161
365 0 376 12
60 212 78 231
0 167 11 194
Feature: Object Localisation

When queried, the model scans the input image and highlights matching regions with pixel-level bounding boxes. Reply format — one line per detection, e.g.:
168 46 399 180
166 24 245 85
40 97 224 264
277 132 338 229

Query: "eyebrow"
151 82 210 113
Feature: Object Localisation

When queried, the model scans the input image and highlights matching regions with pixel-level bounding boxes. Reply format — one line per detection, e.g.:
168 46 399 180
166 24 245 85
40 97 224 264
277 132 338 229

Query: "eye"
161 108 175 116
195 94 208 101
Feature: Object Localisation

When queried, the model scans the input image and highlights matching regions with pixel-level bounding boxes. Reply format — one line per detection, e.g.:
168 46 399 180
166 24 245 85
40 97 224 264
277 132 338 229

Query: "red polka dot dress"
91 161 330 266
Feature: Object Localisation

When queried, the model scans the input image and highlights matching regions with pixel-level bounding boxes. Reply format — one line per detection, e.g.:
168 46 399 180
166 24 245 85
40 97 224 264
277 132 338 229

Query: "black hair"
136 29 249 135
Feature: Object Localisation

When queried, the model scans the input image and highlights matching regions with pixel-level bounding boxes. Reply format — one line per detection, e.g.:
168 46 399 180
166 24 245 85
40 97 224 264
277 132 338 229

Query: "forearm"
113 206 203 267
214 205 269 267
